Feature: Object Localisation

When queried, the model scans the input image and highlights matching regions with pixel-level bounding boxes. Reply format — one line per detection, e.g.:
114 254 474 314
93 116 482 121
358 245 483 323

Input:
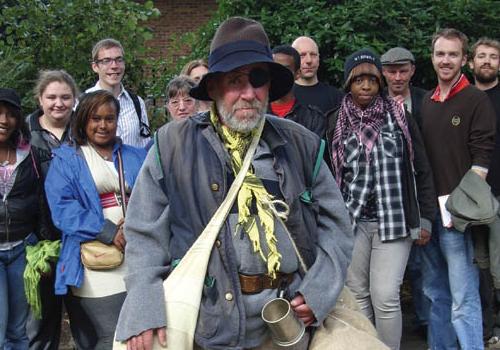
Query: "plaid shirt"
341 112 408 241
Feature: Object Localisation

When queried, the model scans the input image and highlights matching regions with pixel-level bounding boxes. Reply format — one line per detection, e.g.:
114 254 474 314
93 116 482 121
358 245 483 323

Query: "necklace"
89 143 111 161
0 148 11 167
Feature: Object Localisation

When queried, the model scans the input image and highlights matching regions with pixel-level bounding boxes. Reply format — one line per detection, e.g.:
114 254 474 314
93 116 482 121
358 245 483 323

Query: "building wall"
144 0 217 59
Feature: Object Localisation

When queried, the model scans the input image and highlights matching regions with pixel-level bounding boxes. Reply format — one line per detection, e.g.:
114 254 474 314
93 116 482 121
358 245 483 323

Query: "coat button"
225 292 233 301
215 239 221 248
210 183 219 191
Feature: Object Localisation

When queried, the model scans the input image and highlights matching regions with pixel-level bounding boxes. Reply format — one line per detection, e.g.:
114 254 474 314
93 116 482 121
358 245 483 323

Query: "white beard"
215 96 268 133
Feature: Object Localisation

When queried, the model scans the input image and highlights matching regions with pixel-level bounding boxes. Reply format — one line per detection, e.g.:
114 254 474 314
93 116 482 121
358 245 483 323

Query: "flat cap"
381 47 415 65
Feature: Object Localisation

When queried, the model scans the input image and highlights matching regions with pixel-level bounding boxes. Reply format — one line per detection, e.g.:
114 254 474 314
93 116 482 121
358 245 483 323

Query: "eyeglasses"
168 97 196 109
94 57 125 66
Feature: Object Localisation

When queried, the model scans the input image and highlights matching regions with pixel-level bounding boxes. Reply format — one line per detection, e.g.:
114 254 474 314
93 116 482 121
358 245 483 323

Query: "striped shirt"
86 82 151 148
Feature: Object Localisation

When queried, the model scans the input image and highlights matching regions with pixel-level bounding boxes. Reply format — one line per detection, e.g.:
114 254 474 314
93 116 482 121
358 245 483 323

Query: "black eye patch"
249 68 270 88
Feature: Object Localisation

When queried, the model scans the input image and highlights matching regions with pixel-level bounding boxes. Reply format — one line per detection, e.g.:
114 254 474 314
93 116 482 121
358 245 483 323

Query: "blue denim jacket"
45 141 146 295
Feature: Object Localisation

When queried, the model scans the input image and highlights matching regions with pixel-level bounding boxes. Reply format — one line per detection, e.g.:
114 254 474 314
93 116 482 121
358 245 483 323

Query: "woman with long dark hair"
325 49 436 350
0 88 46 349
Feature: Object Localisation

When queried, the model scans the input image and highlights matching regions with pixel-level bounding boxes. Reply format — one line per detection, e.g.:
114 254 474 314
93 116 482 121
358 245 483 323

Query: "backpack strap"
126 89 151 138
299 139 326 204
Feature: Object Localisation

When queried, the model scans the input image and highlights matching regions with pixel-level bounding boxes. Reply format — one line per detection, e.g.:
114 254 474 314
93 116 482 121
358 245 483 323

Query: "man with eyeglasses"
115 17 353 350
86 38 151 148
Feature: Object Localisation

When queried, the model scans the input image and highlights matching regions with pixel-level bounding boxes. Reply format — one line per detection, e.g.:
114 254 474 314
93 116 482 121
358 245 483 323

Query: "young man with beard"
86 38 151 148
419 29 496 350
115 17 353 350
469 37 500 347
291 36 343 114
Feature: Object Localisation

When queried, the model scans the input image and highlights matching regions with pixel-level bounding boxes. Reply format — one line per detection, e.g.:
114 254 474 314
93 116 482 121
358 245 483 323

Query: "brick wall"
142 0 218 60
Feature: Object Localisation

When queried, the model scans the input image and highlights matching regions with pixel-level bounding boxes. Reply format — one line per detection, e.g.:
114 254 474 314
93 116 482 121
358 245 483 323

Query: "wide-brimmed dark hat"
190 17 293 102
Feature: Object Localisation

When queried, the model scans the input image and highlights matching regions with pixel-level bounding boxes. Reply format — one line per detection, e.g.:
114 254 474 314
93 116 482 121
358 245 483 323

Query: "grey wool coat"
115 112 354 349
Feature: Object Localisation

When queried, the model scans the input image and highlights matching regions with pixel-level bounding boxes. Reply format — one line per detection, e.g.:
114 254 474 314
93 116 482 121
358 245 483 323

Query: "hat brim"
190 59 294 102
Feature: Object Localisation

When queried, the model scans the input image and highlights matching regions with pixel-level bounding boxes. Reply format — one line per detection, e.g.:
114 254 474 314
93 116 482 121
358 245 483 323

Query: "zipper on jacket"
3 196 9 243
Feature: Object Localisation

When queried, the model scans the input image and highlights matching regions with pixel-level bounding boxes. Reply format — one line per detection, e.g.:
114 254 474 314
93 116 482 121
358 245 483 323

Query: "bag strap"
126 89 142 127
282 139 327 273
299 139 326 204
126 89 151 138
116 149 127 217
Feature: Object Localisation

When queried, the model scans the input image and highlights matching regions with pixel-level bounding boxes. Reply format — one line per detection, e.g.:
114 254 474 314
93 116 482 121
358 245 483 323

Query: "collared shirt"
431 74 470 102
86 82 151 148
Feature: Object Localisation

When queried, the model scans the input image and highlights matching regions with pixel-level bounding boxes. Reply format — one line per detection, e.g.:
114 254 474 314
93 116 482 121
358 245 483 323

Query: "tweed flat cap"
381 47 415 65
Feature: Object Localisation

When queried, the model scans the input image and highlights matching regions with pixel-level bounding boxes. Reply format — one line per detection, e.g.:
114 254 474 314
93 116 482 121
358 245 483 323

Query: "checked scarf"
210 108 281 279
331 94 413 185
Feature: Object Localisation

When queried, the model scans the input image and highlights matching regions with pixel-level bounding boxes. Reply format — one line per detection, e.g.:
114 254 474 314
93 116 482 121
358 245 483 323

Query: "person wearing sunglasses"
115 17 353 350
86 38 151 148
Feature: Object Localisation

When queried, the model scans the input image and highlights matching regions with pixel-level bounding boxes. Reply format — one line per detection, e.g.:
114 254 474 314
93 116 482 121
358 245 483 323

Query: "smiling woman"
325 49 437 350
44 90 146 350
0 88 47 349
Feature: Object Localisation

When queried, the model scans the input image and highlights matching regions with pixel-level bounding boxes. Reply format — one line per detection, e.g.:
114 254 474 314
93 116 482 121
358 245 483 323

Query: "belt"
99 192 128 209
239 272 294 294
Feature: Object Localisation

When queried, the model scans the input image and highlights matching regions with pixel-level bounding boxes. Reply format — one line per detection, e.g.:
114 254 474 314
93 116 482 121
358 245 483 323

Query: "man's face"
293 38 319 81
273 53 300 80
92 46 125 89
209 63 270 133
431 37 466 83
382 63 415 96
469 44 499 84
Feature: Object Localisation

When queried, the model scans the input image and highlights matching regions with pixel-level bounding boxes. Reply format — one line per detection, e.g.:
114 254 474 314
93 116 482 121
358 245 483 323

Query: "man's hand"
414 229 431 246
290 294 316 326
127 327 167 350
472 167 487 180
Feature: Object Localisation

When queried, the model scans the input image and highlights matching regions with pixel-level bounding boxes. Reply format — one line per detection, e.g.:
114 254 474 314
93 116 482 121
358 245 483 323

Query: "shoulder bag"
81 149 127 270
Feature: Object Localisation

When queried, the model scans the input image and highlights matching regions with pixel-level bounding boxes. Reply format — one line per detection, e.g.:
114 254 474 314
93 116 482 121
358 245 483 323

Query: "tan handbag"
80 240 124 270
81 149 127 271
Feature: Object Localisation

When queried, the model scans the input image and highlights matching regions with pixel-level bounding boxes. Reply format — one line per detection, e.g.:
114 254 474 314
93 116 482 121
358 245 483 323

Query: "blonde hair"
34 70 79 102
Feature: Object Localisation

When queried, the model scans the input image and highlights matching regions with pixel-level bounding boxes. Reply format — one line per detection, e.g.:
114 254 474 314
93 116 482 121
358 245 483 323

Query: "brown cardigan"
420 85 496 196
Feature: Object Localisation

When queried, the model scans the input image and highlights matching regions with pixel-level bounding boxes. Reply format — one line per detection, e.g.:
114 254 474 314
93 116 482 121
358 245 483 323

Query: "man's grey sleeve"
115 149 172 341
297 160 354 325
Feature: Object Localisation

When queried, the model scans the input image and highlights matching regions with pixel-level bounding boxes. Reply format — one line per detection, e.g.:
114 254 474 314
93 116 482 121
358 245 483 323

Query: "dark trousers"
27 273 63 350
65 291 126 350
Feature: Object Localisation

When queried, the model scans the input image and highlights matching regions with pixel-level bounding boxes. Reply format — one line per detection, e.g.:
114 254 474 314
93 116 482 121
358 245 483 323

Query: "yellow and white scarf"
210 107 281 279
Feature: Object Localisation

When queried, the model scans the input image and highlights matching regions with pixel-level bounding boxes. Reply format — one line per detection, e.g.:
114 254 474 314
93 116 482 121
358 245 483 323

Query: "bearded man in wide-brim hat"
115 17 353 350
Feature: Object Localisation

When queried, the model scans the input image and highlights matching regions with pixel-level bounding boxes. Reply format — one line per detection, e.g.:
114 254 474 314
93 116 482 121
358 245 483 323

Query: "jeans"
346 221 412 350
0 234 38 350
406 244 431 327
421 215 483 350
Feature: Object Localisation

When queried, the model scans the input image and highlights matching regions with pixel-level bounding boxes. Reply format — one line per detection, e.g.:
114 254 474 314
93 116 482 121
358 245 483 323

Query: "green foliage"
185 0 500 89
0 0 159 110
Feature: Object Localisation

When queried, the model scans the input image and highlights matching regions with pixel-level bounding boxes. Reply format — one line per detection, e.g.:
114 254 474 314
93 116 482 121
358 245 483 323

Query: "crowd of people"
0 15 498 350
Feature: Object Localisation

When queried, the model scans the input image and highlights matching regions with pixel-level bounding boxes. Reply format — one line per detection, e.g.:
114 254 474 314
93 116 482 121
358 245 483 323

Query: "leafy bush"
0 0 159 110
184 0 499 89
